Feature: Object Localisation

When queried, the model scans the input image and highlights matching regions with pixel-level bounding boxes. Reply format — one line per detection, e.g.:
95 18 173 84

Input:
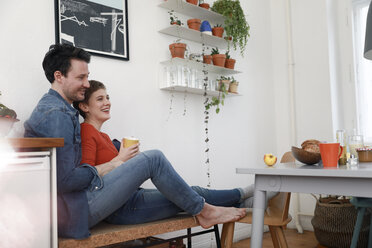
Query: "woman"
73 80 260 229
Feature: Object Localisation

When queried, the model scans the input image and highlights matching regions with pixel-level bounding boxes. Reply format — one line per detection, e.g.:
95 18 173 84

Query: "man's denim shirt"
24 89 103 239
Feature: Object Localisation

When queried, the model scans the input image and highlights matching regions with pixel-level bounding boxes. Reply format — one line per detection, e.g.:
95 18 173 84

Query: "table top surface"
2 138 64 148
236 162 372 178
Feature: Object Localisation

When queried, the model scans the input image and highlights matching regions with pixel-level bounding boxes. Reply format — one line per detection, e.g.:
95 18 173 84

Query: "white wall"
270 0 357 231
0 0 277 245
1 0 357 242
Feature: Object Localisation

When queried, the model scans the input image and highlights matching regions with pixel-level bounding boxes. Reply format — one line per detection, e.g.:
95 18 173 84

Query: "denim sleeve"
112 139 121 152
33 110 100 193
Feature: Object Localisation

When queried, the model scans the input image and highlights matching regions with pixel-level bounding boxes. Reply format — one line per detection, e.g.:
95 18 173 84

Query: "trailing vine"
183 91 187 116
166 88 174 122
202 42 211 187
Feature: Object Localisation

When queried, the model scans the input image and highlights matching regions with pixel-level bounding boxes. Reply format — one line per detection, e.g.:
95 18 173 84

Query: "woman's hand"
113 143 140 163
98 144 140 176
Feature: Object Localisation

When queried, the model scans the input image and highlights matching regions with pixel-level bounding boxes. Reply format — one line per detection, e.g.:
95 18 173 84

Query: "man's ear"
54 71 63 83
79 102 89 113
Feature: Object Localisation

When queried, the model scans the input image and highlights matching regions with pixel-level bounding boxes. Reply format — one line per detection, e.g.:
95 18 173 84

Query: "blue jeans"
86 150 241 227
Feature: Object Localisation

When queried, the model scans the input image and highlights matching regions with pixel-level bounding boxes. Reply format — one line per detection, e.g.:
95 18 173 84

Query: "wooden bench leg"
221 222 235 248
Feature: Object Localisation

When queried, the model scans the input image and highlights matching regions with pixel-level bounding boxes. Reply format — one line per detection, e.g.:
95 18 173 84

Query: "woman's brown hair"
73 80 106 118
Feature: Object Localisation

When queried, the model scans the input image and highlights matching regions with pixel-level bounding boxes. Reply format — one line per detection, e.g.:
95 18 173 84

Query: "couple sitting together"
24 44 276 239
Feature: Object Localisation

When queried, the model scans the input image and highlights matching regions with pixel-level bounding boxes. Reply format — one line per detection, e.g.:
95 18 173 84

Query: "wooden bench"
58 214 221 248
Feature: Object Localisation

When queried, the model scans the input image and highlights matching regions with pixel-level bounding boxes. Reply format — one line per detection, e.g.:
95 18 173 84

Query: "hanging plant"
205 80 228 114
0 91 20 137
202 43 211 188
211 0 250 56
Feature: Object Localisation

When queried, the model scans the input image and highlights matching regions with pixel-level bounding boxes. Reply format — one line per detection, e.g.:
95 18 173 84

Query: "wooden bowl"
291 146 321 165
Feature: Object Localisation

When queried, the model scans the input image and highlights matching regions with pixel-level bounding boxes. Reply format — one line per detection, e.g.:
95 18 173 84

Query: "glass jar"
336 130 347 165
348 134 364 159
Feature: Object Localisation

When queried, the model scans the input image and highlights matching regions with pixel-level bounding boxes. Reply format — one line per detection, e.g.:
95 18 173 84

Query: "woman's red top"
80 122 118 166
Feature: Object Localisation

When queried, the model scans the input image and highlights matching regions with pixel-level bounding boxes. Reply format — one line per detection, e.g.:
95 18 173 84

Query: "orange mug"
319 143 344 167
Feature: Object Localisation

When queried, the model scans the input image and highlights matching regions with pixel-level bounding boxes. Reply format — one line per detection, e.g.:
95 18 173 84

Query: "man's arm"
26 110 98 193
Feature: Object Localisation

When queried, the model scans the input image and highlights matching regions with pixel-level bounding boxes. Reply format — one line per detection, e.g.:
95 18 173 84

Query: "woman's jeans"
85 150 241 227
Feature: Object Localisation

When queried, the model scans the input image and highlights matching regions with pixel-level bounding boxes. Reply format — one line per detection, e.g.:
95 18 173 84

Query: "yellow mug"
122 137 139 148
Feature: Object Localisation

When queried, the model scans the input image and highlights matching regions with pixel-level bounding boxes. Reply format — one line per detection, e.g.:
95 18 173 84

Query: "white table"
236 162 372 248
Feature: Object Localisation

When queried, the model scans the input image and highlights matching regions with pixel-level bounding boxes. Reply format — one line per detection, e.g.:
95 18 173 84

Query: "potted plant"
212 24 224 38
168 10 183 26
199 0 210 9
211 0 250 56
228 76 238 93
0 91 19 137
205 80 228 114
218 76 231 91
186 0 198 5
211 47 226 67
169 40 187 58
203 54 212 64
224 51 236 69
187 18 201 31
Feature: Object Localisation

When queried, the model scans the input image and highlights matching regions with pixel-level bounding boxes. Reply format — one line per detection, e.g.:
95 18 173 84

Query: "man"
25 44 247 239
24 44 99 238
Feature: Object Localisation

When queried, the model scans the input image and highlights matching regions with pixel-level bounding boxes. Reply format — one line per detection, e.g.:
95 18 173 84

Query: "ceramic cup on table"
319 143 344 167
122 137 139 148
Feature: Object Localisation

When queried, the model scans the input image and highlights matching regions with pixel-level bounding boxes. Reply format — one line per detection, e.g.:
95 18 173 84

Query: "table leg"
250 188 266 248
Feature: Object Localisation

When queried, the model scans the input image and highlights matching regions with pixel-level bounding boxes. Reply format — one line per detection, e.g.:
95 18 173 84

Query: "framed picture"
55 0 129 60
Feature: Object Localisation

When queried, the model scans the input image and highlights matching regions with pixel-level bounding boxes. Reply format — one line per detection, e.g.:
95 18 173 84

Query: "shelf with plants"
158 0 225 24
160 85 241 97
159 25 228 48
160 57 241 75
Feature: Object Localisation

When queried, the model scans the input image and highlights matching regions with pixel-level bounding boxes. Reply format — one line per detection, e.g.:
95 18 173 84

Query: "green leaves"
211 0 250 56
204 81 228 114
211 47 220 55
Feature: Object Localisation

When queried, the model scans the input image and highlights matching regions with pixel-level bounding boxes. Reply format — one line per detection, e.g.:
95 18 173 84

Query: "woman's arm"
94 143 140 177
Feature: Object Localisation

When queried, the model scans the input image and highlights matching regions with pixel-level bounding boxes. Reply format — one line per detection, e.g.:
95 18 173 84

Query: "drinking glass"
348 135 364 158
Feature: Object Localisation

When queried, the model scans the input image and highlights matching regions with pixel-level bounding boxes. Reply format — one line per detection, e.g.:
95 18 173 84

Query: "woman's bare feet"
196 203 246 229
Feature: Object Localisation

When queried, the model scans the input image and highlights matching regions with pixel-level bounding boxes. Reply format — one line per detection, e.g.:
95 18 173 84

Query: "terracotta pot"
218 80 230 91
212 27 224 38
169 43 187 58
203 55 212 64
225 58 236 69
186 0 198 5
187 19 201 31
171 21 180 26
199 3 210 9
229 82 238 93
212 54 226 67
225 36 232 41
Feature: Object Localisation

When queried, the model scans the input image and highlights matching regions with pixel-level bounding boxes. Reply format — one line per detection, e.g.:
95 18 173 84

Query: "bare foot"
196 203 246 229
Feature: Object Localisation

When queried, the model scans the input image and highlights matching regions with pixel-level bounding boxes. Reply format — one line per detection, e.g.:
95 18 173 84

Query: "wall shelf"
161 58 241 75
158 0 225 24
158 1 242 98
160 85 241 97
159 25 228 48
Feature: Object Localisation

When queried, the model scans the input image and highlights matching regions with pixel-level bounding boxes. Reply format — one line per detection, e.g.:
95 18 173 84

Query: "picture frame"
55 0 129 60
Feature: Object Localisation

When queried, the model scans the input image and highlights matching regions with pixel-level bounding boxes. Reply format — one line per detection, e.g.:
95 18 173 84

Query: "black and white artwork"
55 0 129 60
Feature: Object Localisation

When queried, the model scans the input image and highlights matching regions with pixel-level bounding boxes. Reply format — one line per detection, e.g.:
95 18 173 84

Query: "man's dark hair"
42 44 91 83
73 80 106 119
